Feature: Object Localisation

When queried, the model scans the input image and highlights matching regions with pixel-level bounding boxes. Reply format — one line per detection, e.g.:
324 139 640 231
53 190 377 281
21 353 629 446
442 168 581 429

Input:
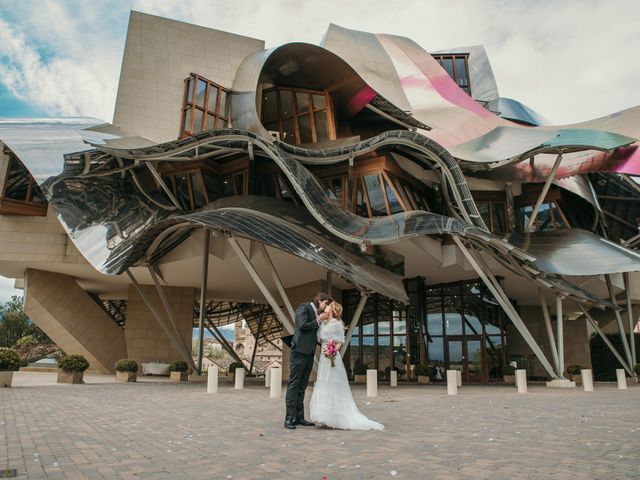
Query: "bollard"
270 367 282 398
616 369 627 390
456 370 462 387
515 369 527 393
207 365 219 393
234 369 245 390
265 367 271 388
390 370 398 387
447 370 457 395
581 369 593 392
367 369 378 397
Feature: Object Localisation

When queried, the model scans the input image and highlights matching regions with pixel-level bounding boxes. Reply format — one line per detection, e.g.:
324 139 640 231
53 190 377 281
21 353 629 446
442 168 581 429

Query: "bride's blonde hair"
329 301 343 319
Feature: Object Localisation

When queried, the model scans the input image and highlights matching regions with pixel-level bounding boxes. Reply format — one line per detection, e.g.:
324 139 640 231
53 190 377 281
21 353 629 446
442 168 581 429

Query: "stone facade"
23 269 127 374
112 11 264 143
125 284 195 366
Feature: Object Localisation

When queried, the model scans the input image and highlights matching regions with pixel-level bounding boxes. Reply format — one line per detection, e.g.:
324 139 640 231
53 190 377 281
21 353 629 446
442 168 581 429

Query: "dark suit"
284 302 319 421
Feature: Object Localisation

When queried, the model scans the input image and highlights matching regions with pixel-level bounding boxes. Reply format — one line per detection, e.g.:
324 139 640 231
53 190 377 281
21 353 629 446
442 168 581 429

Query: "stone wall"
125 284 195 366
24 269 127 374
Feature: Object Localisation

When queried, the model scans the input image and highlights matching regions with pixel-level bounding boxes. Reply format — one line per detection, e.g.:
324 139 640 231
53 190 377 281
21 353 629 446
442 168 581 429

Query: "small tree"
58 355 90 372
0 348 21 371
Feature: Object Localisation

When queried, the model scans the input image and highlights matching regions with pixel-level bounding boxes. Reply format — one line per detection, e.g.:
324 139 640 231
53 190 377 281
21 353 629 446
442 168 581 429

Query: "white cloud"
0 0 638 124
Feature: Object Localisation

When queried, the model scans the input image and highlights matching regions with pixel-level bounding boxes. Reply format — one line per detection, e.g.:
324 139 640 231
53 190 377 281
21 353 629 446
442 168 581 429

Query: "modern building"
1 11 639 384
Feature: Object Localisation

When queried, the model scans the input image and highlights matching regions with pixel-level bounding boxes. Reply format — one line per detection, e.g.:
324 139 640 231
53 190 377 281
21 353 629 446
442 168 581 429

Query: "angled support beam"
452 236 558 378
577 303 634 376
204 321 246 370
539 290 561 375
604 274 635 372
341 291 369 356
227 236 295 334
622 272 638 371
556 295 565 378
145 162 182 210
126 269 196 372
196 228 211 375
526 153 563 233
255 243 296 321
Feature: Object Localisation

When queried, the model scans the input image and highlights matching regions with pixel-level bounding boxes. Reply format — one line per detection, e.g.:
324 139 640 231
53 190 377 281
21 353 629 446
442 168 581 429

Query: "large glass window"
181 74 231 137
260 87 335 145
431 54 471 95
516 202 568 232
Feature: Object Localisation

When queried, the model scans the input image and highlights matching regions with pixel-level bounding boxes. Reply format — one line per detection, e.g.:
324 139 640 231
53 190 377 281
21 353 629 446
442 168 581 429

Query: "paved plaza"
1 373 639 480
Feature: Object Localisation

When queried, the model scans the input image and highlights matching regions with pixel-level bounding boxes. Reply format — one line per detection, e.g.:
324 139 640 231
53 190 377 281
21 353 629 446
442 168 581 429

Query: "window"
181 74 231 137
0 152 47 216
516 202 568 232
431 54 471 95
260 87 335 145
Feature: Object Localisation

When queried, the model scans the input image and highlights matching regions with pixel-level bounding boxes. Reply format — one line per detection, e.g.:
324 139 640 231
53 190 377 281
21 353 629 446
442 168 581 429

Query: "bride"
309 301 384 430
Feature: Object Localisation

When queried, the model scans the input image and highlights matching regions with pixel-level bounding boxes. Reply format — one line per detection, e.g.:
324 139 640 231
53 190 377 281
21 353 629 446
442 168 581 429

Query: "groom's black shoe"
295 418 315 426
284 417 297 429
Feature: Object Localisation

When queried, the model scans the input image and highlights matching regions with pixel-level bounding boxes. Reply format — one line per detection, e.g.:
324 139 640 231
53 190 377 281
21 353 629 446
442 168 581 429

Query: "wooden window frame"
180 73 232 138
0 152 47 216
432 53 472 96
261 86 336 145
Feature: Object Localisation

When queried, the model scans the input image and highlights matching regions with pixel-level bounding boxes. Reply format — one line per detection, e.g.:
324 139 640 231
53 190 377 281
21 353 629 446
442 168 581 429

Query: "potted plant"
353 360 367 384
228 361 244 382
416 364 431 384
566 364 584 385
170 360 189 382
503 364 516 384
0 348 21 387
57 354 89 384
115 359 138 382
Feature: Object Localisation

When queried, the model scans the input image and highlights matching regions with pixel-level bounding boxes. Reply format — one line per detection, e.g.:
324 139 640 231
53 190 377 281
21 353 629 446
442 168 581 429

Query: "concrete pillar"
207 365 219 393
125 284 194 366
456 370 462 387
265 367 271 387
390 370 398 387
616 369 627 390
581 369 594 392
235 369 245 390
24 269 127 374
447 370 458 395
270 367 282 398
366 369 377 397
516 369 528 393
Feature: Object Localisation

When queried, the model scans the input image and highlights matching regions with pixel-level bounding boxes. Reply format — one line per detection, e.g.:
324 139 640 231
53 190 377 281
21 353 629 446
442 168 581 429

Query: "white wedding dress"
309 319 384 430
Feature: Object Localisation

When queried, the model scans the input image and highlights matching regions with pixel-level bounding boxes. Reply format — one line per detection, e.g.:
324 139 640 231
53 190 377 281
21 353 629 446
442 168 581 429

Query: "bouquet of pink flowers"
322 340 338 367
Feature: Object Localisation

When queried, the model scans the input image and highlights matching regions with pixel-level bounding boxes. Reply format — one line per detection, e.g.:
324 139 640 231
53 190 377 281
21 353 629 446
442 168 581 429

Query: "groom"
284 292 331 429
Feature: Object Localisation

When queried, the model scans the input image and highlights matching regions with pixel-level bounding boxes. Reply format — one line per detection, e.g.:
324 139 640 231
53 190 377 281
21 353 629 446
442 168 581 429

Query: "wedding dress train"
309 319 384 430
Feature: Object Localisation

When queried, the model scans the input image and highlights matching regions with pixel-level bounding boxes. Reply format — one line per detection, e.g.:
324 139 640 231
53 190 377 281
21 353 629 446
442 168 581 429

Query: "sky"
0 0 639 301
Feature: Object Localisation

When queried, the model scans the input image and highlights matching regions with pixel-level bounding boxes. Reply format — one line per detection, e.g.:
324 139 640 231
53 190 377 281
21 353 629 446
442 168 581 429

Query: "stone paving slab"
1 373 639 479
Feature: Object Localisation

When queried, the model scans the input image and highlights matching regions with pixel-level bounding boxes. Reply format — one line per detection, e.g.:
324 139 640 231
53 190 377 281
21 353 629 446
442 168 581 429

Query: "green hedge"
590 333 640 381
0 348 21 371
170 360 188 372
58 354 89 372
115 359 139 372
228 361 244 373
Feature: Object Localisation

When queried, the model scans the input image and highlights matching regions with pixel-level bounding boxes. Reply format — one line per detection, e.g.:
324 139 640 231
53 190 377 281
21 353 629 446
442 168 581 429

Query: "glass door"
447 336 486 383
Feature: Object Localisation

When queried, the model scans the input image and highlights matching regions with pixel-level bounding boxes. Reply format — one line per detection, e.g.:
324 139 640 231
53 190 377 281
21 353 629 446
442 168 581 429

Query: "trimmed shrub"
170 360 189 372
228 361 244 373
502 364 516 375
353 359 367 375
566 364 584 375
115 359 139 373
58 354 89 373
415 364 431 377
0 348 21 371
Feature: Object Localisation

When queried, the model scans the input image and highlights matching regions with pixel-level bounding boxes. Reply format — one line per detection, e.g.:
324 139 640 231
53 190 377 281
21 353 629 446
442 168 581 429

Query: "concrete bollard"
367 369 378 397
580 369 594 392
265 367 271 388
390 370 398 387
270 367 282 398
447 370 457 395
234 369 245 390
207 365 219 393
456 370 462 387
616 369 627 390
515 369 527 393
